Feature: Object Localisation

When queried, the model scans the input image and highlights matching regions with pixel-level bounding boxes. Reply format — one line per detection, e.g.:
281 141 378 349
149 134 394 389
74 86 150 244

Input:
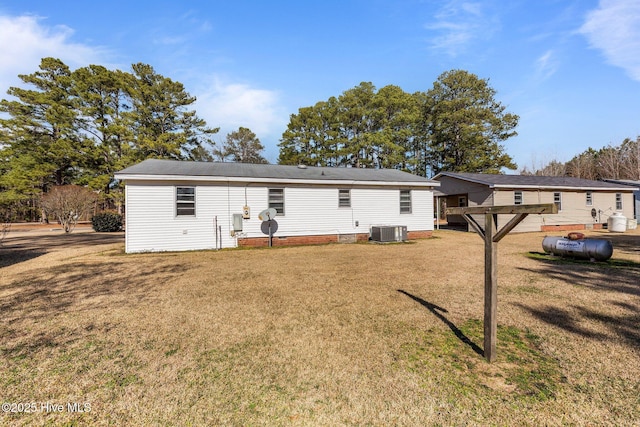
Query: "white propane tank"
542 235 613 261
607 212 627 233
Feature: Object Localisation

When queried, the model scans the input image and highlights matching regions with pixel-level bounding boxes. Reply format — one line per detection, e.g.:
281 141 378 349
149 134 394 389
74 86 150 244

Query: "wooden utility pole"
445 203 558 362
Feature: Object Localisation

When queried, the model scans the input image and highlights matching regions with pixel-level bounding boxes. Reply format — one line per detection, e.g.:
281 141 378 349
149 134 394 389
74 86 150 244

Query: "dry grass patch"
0 228 639 425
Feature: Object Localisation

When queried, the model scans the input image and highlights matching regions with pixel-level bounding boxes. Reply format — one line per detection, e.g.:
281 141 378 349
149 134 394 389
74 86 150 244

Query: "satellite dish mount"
258 208 278 247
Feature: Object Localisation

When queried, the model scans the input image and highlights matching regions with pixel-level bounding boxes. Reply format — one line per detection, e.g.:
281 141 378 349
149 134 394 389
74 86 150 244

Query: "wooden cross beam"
445 203 557 362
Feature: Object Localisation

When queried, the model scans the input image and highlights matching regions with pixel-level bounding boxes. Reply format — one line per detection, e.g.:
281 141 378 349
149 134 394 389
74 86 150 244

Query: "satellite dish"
258 208 278 247
260 220 279 236
259 208 277 221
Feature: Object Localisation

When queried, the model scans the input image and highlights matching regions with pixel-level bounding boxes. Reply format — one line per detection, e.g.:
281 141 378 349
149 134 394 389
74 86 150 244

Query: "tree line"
278 70 519 177
4 56 637 227
0 58 268 221
1 60 520 222
521 137 640 180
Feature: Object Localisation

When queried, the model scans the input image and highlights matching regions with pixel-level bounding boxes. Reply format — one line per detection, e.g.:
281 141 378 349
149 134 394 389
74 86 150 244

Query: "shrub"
91 212 123 232
41 185 97 233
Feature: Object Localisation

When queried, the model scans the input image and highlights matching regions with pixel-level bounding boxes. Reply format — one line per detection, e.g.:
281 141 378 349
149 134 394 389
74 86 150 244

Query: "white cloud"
535 50 559 80
425 0 498 57
0 14 106 95
580 0 640 81
194 76 288 150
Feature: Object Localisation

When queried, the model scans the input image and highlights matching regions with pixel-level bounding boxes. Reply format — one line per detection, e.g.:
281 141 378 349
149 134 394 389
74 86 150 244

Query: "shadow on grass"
515 302 640 349
0 258 187 359
1 260 185 320
0 249 48 268
518 250 640 348
397 289 484 357
0 232 124 268
521 254 640 297
600 232 640 253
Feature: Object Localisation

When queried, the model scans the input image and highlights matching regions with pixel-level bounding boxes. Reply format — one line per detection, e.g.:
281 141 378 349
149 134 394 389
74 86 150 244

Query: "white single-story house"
114 159 440 253
433 172 638 232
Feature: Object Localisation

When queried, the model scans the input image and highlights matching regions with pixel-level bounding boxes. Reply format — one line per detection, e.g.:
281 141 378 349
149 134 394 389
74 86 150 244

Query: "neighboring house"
433 172 637 232
602 179 640 221
114 159 440 253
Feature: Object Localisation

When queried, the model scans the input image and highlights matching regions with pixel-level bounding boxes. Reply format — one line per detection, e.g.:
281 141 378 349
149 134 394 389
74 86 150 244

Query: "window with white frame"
514 191 523 205
268 188 285 215
616 193 622 210
176 187 196 216
400 190 412 214
338 189 351 208
586 191 593 206
554 192 562 211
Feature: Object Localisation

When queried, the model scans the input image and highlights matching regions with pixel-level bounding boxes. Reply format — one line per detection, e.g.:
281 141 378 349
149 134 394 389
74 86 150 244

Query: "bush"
91 212 123 232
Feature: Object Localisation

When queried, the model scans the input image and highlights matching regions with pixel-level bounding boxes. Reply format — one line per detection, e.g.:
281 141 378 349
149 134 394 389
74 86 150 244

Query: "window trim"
176 186 196 217
514 191 523 205
268 188 285 216
400 190 412 214
338 189 351 208
458 196 467 207
615 193 623 210
554 192 562 211
586 191 593 206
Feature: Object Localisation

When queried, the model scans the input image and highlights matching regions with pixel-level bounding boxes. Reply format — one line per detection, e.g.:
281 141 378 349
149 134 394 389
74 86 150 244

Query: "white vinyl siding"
123 183 435 253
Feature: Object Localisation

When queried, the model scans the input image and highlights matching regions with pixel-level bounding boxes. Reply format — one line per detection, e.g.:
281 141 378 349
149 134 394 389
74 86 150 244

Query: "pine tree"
216 127 268 163
425 69 519 175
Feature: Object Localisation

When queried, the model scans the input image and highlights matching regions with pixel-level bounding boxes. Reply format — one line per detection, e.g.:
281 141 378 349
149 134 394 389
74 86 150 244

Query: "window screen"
176 187 195 216
400 190 412 214
268 188 285 215
339 189 351 208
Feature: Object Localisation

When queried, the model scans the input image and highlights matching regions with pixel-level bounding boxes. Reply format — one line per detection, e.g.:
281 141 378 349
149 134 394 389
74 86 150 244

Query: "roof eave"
113 173 440 188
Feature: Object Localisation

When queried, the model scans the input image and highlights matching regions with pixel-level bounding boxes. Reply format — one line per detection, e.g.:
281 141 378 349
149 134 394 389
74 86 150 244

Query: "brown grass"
1 228 639 426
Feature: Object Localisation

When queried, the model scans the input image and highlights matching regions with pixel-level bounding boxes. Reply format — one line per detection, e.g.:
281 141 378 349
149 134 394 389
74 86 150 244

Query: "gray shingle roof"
602 179 640 187
435 172 636 190
115 159 438 185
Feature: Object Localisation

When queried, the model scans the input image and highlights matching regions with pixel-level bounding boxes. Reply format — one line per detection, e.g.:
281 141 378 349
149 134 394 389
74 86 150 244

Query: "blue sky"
1 0 639 172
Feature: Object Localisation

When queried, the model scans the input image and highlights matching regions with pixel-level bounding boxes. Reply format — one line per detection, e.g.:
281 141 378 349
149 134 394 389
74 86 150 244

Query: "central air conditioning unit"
371 225 407 242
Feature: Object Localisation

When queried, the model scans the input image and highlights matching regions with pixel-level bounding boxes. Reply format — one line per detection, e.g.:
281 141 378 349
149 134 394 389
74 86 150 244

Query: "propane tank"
542 235 613 261
607 212 627 233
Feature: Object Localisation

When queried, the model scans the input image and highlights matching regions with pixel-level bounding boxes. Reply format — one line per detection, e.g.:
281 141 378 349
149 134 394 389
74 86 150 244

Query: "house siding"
493 189 635 232
124 181 434 253
435 174 636 233
437 177 492 225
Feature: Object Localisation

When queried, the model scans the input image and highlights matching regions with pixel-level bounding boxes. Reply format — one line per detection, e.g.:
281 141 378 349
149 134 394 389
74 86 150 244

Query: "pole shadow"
398 289 484 357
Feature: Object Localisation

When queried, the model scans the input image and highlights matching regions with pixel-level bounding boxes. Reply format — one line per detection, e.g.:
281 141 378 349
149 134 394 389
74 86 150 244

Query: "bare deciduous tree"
619 137 640 180
520 158 566 176
40 185 97 233
597 145 624 180
566 149 598 180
